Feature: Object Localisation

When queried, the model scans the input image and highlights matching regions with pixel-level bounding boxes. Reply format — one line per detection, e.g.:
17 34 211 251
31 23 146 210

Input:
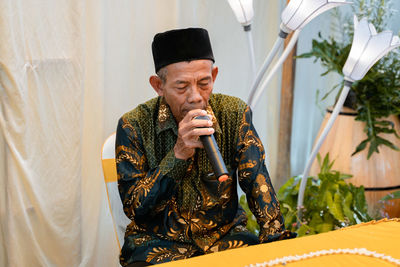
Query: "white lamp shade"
343 16 400 82
281 0 350 32
227 0 254 26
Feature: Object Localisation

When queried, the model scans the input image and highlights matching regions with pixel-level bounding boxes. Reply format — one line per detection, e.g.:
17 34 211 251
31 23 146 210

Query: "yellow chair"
101 132 131 250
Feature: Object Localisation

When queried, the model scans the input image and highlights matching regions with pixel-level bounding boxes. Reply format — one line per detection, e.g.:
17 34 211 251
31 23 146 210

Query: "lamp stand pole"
297 80 353 220
244 25 257 80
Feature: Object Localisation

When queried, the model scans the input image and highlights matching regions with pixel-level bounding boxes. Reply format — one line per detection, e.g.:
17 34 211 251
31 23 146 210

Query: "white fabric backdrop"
5 0 399 266
0 1 282 266
0 0 85 266
0 0 117 266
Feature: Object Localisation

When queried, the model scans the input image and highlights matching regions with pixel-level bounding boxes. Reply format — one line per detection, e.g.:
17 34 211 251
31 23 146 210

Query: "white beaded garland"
246 248 400 267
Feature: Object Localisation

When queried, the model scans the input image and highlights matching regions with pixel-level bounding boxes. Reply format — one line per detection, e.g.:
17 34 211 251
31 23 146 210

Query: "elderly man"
116 28 294 267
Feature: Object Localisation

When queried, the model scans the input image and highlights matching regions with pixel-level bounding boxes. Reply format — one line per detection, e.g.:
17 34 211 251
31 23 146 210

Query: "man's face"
151 60 218 122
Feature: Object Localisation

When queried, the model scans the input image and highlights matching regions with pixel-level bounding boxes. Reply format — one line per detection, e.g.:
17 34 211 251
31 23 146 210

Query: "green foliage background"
240 154 371 237
277 154 371 236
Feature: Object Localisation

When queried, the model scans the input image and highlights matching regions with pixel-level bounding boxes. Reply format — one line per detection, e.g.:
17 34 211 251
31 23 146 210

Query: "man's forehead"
165 60 213 74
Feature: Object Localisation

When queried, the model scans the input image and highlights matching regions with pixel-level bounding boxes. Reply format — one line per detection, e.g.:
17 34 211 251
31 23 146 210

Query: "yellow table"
161 219 400 266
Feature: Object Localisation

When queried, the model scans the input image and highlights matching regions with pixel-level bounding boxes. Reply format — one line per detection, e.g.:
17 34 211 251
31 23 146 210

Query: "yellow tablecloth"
161 219 400 266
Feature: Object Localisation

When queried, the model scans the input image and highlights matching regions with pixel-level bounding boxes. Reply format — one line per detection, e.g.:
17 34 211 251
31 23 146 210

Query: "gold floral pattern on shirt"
131 169 161 208
133 234 153 246
115 146 146 170
206 104 220 132
237 107 264 157
158 99 169 123
252 173 272 203
238 160 257 171
209 239 248 254
147 244 197 263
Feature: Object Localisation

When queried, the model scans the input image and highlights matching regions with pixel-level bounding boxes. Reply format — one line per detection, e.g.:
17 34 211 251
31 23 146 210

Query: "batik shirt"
116 94 293 265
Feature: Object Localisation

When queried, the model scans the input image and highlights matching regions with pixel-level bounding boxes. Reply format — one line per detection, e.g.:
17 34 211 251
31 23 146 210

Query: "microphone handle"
199 134 228 179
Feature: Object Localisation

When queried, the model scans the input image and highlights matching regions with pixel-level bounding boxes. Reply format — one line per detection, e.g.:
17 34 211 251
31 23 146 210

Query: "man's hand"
174 109 214 160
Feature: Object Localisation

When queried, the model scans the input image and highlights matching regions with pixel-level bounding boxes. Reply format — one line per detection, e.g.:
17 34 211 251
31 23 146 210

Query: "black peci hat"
152 28 215 73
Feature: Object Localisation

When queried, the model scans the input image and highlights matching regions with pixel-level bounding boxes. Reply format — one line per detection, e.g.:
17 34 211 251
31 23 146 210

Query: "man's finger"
191 127 214 137
190 118 213 128
181 127 214 143
182 109 207 122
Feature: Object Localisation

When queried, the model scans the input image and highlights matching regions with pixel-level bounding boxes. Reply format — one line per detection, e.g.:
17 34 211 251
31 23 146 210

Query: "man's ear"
149 75 164 96
211 66 218 82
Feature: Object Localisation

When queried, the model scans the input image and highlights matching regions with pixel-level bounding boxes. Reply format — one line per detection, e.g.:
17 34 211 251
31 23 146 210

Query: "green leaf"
367 140 380 159
278 176 297 197
376 136 400 151
342 191 356 224
353 185 368 216
319 153 335 174
339 173 353 180
296 224 316 237
326 191 345 221
308 211 324 229
315 213 335 233
374 120 394 127
381 190 400 201
320 83 342 101
352 139 369 156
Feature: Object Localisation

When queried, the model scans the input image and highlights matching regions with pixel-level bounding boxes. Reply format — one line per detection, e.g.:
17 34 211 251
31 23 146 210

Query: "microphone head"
218 174 229 182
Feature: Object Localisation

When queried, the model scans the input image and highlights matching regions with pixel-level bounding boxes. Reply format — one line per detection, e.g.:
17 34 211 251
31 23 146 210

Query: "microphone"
195 115 229 182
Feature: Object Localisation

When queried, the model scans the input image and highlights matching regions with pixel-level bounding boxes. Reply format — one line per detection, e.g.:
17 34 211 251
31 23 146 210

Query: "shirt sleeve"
236 106 296 243
115 117 190 224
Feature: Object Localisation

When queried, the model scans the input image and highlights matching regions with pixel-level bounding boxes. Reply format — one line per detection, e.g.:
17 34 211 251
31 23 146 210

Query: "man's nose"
187 85 202 103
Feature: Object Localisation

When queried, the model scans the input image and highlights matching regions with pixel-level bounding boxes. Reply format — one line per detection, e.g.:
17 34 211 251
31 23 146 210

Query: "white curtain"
0 0 84 266
0 0 119 266
0 0 287 266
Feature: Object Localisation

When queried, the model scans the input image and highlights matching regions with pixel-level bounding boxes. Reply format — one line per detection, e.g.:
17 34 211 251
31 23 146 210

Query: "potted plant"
278 154 371 236
298 0 400 217
240 154 371 236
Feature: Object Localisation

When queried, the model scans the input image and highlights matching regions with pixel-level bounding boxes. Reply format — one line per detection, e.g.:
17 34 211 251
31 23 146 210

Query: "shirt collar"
156 96 222 136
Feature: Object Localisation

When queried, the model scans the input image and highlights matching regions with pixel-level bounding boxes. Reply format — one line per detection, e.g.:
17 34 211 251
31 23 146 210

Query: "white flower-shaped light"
343 16 400 82
227 0 254 27
281 0 351 33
